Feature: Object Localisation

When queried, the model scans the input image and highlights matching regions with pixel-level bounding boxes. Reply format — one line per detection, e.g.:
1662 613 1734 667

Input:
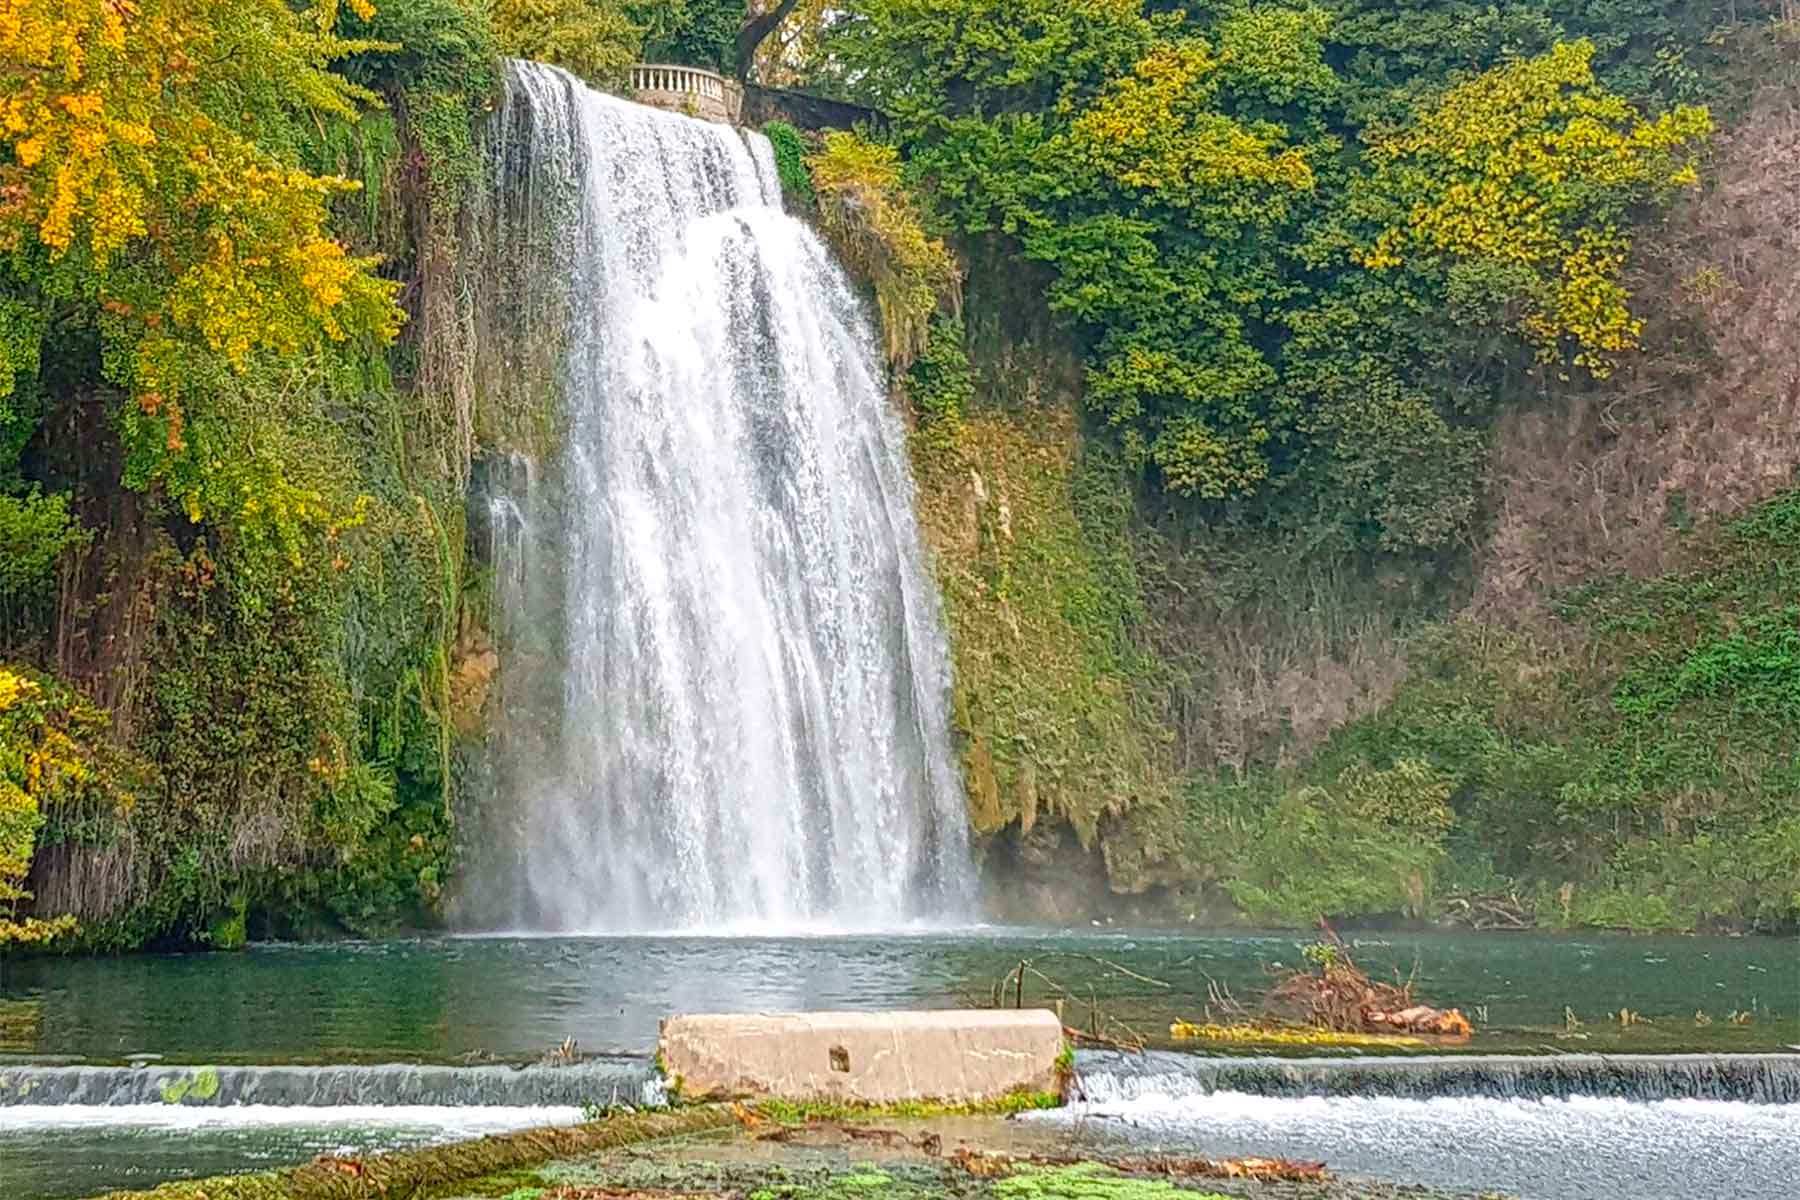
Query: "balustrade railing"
629 64 739 122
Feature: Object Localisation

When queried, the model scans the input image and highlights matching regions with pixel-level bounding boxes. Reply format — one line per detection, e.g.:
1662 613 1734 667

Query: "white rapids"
1025 1089 1800 1200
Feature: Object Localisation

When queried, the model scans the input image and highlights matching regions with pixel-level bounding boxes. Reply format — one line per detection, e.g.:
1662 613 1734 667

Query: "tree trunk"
735 0 803 83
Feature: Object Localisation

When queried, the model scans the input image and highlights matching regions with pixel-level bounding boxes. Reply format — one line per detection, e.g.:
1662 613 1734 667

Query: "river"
1 928 1794 1199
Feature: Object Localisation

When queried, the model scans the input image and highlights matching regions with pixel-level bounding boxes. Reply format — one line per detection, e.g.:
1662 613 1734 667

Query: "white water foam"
0 1106 583 1200
1028 1091 1800 1200
458 61 972 935
0 1103 581 1132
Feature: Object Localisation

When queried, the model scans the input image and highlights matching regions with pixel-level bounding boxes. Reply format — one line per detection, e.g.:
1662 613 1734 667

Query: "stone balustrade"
630 64 742 125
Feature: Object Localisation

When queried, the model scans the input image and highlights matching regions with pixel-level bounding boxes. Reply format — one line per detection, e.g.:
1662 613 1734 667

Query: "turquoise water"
2 928 1794 1062
0 929 1795 1199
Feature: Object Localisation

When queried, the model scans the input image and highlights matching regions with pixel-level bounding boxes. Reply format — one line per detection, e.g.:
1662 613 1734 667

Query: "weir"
4 1050 1796 1109
456 62 973 933
1071 1050 1800 1105
0 1061 661 1109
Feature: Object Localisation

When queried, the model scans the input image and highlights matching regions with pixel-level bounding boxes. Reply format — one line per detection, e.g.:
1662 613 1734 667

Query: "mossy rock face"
908 281 1182 899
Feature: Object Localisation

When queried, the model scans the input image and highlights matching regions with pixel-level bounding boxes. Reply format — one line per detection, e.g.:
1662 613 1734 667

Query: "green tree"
492 0 647 85
1354 40 1710 377
1 0 402 557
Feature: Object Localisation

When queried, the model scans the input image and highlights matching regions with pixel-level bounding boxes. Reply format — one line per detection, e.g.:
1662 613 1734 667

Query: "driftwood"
983 955 1163 1052
1176 928 1474 1042
1365 1004 1474 1038
1257 933 1474 1040
1442 893 1535 931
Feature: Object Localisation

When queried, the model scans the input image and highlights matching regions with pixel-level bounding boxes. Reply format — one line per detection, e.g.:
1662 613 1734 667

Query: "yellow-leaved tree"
1357 40 1711 377
0 0 403 551
807 131 960 371
490 0 643 87
0 665 111 945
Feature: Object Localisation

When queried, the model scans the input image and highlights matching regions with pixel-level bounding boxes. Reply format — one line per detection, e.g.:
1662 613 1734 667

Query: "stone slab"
657 1009 1065 1103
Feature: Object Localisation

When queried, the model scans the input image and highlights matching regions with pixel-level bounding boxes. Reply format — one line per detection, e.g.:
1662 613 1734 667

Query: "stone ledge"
659 1009 1065 1103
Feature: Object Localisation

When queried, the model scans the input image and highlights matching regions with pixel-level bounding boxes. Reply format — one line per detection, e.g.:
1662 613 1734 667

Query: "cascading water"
456 62 973 932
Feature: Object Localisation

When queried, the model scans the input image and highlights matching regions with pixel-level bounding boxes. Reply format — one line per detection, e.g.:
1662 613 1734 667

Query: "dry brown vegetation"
1475 71 1800 621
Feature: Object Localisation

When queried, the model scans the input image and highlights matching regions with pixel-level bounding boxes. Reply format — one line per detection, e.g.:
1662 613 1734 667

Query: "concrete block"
657 1009 1065 1103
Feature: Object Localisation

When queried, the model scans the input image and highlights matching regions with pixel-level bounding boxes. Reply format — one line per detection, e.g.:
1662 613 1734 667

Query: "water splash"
457 62 972 932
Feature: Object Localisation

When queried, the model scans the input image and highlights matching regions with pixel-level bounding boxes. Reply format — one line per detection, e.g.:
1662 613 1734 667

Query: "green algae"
750 1092 1062 1125
997 1165 1230 1200
156 1068 220 1105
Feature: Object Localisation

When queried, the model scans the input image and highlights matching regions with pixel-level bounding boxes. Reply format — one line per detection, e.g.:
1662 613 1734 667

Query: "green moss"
763 121 815 208
189 1067 221 1102
750 1091 1061 1125
1220 487 1800 932
996 1165 1230 1200
157 1067 222 1106
909 342 1177 882
904 315 975 443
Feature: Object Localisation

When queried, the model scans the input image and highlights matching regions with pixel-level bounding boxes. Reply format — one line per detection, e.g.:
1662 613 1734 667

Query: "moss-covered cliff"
889 32 1800 933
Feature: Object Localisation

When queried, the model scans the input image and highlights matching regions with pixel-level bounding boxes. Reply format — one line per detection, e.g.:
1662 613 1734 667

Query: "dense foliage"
807 131 960 370
829 2 1796 930
2 0 1794 947
0 665 119 944
0 0 501 948
827 4 1710 544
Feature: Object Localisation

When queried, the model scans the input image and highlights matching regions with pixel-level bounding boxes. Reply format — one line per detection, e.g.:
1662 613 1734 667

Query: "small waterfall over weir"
0 1062 662 1109
4 1052 1794 1110
1069 1050 1800 1105
457 62 972 932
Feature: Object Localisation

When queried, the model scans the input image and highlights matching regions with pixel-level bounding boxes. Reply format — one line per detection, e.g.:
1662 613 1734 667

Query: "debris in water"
1178 931 1474 1042
1364 1004 1474 1038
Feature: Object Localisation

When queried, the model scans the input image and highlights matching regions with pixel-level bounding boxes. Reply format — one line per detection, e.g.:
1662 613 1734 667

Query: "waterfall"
456 62 973 932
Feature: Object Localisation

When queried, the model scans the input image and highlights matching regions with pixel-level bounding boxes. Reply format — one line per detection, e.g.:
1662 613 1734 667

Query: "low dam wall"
1072 1049 1800 1105
658 1009 1066 1102
4 1042 1792 1111
0 1060 662 1108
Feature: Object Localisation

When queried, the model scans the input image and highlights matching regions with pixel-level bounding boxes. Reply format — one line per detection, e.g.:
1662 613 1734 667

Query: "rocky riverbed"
414 1112 1506 1200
